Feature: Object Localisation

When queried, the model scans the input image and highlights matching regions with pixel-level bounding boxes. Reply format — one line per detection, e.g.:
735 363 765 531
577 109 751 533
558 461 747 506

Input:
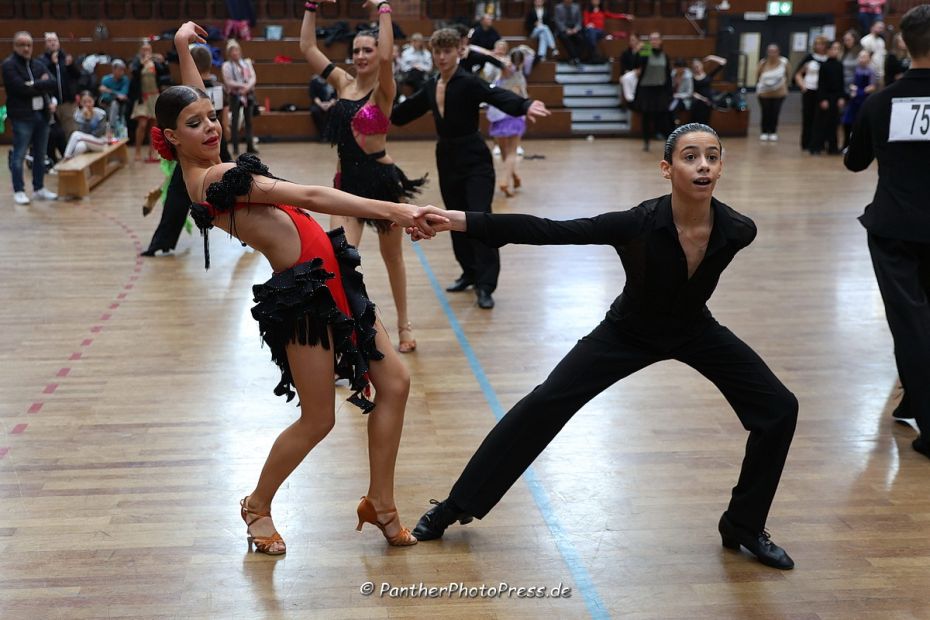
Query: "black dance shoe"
446 277 474 292
718 513 795 570
411 498 473 541
893 392 914 422
476 289 495 309
913 436 930 460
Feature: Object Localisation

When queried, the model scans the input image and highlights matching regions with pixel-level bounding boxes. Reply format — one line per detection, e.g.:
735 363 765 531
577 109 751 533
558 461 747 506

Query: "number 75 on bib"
889 97 930 142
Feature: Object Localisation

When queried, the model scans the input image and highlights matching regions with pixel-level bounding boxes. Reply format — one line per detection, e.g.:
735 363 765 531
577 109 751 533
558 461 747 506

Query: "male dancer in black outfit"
845 4 930 457
141 45 231 256
407 124 799 569
391 28 549 309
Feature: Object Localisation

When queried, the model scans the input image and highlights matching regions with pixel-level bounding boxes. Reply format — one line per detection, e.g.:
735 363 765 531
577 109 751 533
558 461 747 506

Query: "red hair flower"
150 126 176 161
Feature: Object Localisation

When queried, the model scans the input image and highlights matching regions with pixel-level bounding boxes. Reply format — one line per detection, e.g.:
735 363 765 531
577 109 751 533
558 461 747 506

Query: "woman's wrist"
304 1 318 11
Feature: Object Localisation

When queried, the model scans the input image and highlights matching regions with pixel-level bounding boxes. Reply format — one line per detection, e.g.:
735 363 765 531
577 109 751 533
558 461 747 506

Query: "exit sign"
768 1 792 15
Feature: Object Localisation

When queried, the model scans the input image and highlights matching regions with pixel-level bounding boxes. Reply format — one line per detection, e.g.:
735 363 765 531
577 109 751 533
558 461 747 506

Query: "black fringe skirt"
250 228 383 413
338 156 426 234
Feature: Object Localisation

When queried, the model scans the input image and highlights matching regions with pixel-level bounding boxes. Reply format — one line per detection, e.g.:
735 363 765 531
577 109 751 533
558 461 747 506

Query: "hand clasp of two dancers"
405 207 465 241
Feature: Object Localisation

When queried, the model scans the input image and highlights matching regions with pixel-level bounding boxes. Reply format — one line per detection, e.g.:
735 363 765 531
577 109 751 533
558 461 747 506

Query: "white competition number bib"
889 97 930 142
207 85 224 112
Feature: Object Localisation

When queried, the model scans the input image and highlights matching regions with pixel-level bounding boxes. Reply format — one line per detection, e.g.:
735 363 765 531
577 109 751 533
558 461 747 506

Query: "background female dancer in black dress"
407 124 799 570
299 0 425 352
160 22 445 555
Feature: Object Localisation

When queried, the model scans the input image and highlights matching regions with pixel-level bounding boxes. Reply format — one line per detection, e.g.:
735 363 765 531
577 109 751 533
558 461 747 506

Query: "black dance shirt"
844 68 930 243
391 66 531 140
464 195 757 343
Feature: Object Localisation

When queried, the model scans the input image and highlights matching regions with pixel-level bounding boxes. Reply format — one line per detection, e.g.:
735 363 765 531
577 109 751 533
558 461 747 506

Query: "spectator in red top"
858 0 886 39
583 0 631 63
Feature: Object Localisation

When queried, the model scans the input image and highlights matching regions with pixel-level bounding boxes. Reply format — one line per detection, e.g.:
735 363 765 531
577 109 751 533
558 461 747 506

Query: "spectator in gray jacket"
554 0 590 65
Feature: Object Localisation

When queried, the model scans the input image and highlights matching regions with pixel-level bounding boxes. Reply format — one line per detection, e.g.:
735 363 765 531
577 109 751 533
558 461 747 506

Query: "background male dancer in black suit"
391 28 549 309
407 124 799 569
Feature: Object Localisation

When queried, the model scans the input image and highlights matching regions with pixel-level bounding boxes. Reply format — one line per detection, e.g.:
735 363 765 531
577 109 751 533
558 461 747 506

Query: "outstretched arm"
299 2 350 90
369 0 397 105
175 22 208 91
408 206 641 246
200 163 446 234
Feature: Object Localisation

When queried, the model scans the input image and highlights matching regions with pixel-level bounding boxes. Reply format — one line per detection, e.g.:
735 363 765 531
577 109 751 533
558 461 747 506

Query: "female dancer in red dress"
157 22 445 554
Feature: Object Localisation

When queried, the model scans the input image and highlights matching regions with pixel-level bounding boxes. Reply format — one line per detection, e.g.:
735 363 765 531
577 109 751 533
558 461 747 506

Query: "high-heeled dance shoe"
240 496 286 555
355 496 417 546
512 173 522 189
499 184 514 198
398 322 417 354
142 186 161 216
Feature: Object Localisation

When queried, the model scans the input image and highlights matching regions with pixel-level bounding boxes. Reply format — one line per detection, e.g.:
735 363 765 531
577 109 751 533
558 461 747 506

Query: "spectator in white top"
860 20 887 82
398 33 432 95
222 39 257 155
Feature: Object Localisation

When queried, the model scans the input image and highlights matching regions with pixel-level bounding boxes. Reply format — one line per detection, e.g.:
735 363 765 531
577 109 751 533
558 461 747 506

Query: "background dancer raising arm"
299 0 426 352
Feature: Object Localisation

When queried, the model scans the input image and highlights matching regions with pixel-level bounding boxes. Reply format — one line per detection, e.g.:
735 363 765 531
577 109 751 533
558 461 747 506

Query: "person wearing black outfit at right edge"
845 4 930 459
141 45 232 257
407 123 799 570
391 28 549 310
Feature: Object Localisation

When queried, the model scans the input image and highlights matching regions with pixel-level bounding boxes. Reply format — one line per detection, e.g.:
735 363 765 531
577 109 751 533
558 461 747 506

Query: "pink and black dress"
189 155 383 412
323 91 426 233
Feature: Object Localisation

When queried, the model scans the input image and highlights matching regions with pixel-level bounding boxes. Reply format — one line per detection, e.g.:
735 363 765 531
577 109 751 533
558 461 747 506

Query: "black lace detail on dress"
189 154 287 270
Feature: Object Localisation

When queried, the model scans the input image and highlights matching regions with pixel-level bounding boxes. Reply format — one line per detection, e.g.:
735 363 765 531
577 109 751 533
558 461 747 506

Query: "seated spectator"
583 0 631 63
398 33 432 96
62 90 109 159
690 54 727 125
525 0 558 64
99 59 130 137
309 74 336 141
474 0 501 20
555 0 591 65
471 14 502 51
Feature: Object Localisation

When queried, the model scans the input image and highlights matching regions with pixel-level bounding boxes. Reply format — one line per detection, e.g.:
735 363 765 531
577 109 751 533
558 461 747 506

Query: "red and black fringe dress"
189 154 383 412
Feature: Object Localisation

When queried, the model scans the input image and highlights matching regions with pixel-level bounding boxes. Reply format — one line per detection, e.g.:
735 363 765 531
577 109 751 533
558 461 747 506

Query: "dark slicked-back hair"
664 123 721 163
901 4 930 59
154 85 209 130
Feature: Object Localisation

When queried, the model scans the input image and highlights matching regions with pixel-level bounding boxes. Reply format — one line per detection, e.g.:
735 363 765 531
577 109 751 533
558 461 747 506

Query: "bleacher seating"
0 1 739 141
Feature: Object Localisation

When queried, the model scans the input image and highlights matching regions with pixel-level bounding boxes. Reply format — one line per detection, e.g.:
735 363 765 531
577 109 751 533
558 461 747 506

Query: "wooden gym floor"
1 134 928 619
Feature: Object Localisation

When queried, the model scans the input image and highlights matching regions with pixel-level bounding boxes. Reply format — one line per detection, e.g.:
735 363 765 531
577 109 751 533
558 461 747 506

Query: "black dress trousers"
144 164 190 253
867 232 930 435
436 134 500 293
449 317 799 533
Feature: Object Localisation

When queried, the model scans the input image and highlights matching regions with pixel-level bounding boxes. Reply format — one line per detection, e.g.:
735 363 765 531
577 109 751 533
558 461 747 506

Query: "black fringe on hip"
250 228 383 413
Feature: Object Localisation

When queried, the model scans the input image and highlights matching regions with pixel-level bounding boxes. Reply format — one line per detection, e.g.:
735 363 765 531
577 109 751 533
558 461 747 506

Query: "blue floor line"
412 242 610 620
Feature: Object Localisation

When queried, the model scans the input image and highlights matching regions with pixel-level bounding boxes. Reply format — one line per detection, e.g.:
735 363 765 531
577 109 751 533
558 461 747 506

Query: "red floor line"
27 403 43 414
43 384 58 394
11 424 27 435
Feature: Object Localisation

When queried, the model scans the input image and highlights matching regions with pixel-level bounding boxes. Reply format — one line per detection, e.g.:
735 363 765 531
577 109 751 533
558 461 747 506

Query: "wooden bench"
54 139 129 198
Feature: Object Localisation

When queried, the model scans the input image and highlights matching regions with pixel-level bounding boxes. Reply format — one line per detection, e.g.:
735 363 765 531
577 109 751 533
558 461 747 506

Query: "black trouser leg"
867 233 930 436
437 138 499 291
691 101 711 125
759 97 784 134
449 321 659 518
558 32 579 60
800 90 817 150
674 322 798 532
243 100 255 151
144 165 189 253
